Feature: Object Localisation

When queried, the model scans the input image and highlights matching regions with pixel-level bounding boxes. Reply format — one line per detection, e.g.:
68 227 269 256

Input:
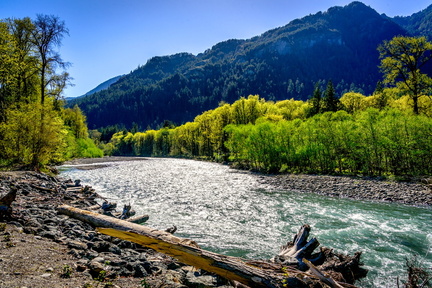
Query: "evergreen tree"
309 83 322 116
323 80 339 112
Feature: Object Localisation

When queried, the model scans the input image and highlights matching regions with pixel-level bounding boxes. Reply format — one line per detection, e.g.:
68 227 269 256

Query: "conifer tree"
309 83 322 116
323 80 339 112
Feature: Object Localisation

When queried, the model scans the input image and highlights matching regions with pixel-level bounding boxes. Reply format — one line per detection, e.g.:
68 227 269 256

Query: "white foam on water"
61 158 432 288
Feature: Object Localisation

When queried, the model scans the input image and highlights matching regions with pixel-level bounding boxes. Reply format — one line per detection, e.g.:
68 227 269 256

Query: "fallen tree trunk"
57 204 289 287
57 204 363 288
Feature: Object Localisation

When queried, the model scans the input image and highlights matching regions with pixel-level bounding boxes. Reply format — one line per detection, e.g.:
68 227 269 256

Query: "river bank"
0 169 371 288
258 173 432 206
0 171 233 288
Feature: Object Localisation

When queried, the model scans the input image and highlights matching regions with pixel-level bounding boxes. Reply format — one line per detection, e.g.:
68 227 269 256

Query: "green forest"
102 36 432 177
69 2 411 130
1 14 431 178
0 16 102 170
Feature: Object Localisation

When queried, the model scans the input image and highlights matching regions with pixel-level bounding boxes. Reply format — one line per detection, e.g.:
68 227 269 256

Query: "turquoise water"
60 158 432 287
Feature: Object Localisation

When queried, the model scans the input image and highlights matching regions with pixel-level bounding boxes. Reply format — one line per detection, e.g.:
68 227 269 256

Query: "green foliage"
140 279 151 288
225 108 432 175
63 105 89 138
95 270 107 282
75 138 104 158
322 80 340 112
0 16 100 169
105 92 432 177
61 264 73 278
340 92 366 113
379 36 432 114
0 101 67 168
308 83 322 116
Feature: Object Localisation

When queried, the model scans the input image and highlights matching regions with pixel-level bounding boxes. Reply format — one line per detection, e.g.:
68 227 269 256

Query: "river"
60 158 432 287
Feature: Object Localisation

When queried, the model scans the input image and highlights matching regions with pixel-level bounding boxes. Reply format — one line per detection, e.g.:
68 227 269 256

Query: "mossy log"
57 204 362 288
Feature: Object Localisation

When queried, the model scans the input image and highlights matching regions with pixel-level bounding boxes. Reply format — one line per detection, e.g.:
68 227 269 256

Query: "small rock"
38 230 58 240
67 240 87 250
40 273 51 278
185 270 218 287
46 267 54 272
88 260 105 274
76 259 88 272
132 263 148 277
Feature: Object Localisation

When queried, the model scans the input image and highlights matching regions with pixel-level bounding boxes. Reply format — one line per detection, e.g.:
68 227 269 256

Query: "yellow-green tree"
0 16 100 169
0 101 66 167
378 36 432 114
62 105 88 139
340 92 366 113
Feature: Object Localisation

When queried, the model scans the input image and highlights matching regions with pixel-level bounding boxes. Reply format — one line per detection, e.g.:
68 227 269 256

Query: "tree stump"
273 224 368 284
0 186 17 218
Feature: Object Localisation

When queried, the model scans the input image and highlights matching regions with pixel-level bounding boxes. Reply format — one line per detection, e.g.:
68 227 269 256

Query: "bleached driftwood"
57 204 292 287
57 204 366 287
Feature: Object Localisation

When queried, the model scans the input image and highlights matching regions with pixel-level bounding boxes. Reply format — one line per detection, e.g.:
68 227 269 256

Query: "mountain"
391 3 432 40
69 1 428 130
66 75 123 101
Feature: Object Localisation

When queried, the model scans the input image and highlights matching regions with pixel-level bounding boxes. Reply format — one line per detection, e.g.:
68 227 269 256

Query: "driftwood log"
273 224 323 270
274 224 368 284
57 204 366 288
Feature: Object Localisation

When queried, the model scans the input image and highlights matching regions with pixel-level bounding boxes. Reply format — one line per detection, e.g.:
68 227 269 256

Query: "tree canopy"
0 16 102 170
379 36 432 114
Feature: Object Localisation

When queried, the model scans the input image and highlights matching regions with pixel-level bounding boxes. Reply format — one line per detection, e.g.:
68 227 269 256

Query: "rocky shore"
257 173 432 206
0 171 233 288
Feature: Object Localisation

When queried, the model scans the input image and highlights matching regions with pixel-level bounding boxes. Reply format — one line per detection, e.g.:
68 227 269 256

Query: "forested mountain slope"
69 1 429 130
392 3 432 40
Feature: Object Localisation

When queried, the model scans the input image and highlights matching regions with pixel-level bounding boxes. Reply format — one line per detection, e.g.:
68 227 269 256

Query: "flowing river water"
60 158 432 288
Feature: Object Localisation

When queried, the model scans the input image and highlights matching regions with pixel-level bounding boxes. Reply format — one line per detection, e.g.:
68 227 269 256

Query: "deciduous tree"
378 36 432 114
30 14 69 105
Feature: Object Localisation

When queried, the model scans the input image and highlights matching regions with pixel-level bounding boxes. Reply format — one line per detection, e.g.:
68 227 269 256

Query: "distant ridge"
66 75 123 101
69 1 431 130
391 3 432 40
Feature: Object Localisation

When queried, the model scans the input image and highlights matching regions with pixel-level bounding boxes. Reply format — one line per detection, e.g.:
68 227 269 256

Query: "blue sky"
1 0 430 98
